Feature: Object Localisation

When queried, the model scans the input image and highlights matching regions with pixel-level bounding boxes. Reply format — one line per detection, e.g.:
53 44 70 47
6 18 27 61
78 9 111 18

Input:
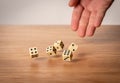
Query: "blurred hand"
69 0 114 37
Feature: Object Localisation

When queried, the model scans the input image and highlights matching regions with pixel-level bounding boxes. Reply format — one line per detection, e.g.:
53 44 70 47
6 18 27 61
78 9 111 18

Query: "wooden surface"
0 25 120 83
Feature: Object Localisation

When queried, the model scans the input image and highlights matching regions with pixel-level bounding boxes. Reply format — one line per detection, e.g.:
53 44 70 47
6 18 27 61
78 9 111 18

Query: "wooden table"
0 25 120 83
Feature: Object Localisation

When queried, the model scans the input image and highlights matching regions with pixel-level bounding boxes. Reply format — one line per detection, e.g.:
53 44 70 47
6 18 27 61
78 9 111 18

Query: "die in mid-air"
53 40 64 51
46 45 57 56
62 49 73 61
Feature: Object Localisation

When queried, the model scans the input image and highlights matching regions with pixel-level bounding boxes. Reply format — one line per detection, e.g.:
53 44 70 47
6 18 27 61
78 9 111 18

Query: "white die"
62 49 73 61
46 45 57 56
29 47 38 58
53 40 64 51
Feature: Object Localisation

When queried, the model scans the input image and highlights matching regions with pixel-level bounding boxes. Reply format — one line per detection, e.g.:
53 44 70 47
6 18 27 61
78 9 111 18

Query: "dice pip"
29 47 38 58
53 40 64 51
62 49 73 61
46 45 57 56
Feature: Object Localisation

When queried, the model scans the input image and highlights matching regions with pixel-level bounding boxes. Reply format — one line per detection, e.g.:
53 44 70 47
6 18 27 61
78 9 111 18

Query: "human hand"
69 0 114 37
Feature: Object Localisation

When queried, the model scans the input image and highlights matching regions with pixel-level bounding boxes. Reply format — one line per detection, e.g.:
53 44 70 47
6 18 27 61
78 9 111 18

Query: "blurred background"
0 0 120 25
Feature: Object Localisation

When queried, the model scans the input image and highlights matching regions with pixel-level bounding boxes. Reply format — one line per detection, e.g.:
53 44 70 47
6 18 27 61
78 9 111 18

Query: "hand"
69 0 114 37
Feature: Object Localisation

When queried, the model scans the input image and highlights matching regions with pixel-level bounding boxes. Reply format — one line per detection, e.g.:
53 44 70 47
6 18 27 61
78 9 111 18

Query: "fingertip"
68 0 75 7
78 33 85 38
68 0 79 7
94 22 101 28
86 33 94 37
86 26 96 37
71 24 78 31
68 2 74 7
72 28 77 31
77 29 86 38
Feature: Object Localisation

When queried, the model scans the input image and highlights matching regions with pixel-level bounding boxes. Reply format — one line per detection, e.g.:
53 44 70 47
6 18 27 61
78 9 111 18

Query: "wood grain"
0 25 120 83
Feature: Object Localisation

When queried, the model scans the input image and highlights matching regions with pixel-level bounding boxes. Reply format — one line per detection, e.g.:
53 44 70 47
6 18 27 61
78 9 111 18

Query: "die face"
47 51 56 56
29 47 38 58
54 40 64 51
62 50 73 61
46 45 56 56
68 43 78 53
64 57 72 61
29 47 38 55
46 45 56 53
60 42 64 48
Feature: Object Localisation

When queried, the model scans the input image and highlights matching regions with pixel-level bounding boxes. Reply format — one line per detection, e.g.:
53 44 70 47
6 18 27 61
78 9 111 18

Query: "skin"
68 0 114 37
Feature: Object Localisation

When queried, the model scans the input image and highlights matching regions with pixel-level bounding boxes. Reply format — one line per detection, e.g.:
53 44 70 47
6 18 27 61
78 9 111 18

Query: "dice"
53 40 64 51
62 43 78 61
46 45 57 56
62 50 73 61
46 40 64 56
68 43 78 53
29 47 38 58
29 40 78 62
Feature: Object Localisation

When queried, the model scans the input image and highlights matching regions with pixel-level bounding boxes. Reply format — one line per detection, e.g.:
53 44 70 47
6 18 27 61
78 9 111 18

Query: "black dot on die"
72 44 74 46
73 49 75 51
